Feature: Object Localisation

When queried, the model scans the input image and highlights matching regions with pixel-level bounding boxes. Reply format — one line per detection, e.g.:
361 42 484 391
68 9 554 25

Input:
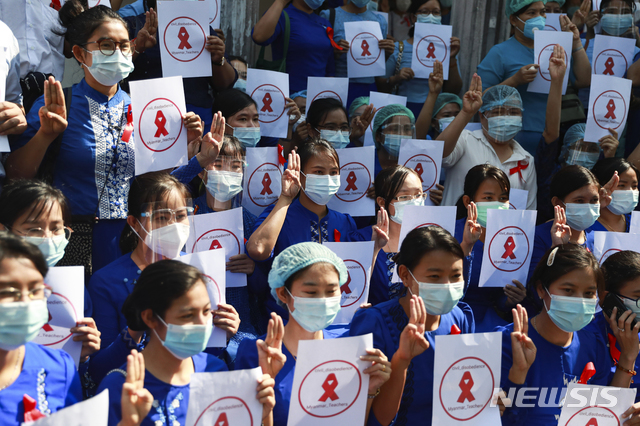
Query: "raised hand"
571 0 591 28
257 313 287 379
71 317 101 362
600 128 619 158
548 44 567 82
462 73 483 115
396 296 430 362
600 171 620 209
213 303 240 338
551 205 571 245
462 201 481 256
119 350 154 426
428 60 444 95
135 8 158 53
351 104 375 143
38 77 67 137
371 208 389 252
509 305 536 384
361 348 391 395
281 150 302 200
196 112 224 167
560 14 580 42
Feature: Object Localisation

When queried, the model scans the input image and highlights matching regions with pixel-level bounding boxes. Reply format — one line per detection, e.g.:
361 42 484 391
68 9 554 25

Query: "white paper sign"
344 21 385 78
398 139 444 206
365 91 407 147
508 188 529 211
206 0 221 29
528 30 573 94
179 250 227 347
307 77 349 109
158 1 212 78
411 23 452 79
185 367 263 426
592 35 636 77
372 11 389 27
247 68 290 138
544 13 562 31
0 47 7 152
323 241 375 324
30 389 109 426
478 209 537 288
327 147 375 217
593 231 640 264
130 76 188 175
186 208 246 288
35 266 84 367
242 146 282 217
89 0 111 7
287 334 372 426
557 383 637 426
585 75 632 143
630 211 640 233
432 332 502 425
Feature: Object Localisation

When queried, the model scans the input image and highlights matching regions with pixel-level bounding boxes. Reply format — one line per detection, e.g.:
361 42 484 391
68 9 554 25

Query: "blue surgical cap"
505 0 548 17
560 123 598 161
349 96 370 119
433 93 463 118
479 85 524 113
372 104 415 135
291 90 307 100
269 242 348 304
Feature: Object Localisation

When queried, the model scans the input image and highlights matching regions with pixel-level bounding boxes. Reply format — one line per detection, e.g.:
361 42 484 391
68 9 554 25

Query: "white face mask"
564 203 600 231
390 197 425 224
137 221 190 259
23 233 69 267
607 190 639 215
83 50 134 86
320 129 350 150
623 297 640 315
286 288 341 332
302 173 341 205
205 170 243 203
409 270 464 315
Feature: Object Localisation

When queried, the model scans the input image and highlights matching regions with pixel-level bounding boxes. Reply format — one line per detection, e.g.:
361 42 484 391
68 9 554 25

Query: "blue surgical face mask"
475 201 509 228
438 116 455 132
416 14 442 25
517 15 546 39
24 234 69 267
83 49 134 86
320 129 350 149
544 288 597 332
484 115 522 143
287 288 341 332
601 13 634 36
390 196 425 224
154 315 213 360
383 134 404 158
233 127 261 149
233 78 247 93
607 190 639 215
564 203 600 231
0 299 49 351
566 149 600 169
301 172 341 205
409 270 464 315
350 0 371 8
205 170 243 203
304 0 325 9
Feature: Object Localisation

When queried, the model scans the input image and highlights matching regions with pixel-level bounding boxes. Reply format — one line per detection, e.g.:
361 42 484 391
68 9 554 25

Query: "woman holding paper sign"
235 242 392 426
590 157 639 232
349 226 475 426
99 259 278 426
305 97 376 149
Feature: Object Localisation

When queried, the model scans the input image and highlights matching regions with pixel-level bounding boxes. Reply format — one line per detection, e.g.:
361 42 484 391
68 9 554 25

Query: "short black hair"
212 89 257 122
550 165 600 201
297 138 340 173
601 251 640 294
0 179 71 228
591 157 639 187
374 165 420 215
306 98 348 129
0 232 48 278
396 226 464 273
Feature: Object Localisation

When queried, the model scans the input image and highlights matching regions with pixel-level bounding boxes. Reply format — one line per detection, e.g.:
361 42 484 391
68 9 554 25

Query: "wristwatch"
213 56 225 67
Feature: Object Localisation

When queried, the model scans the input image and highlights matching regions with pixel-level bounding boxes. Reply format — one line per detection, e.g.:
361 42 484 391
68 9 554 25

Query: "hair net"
479 85 524 113
348 96 370 118
560 123 602 160
505 0 547 17
291 90 307 100
433 93 463 118
373 104 415 135
550 0 565 6
268 242 348 304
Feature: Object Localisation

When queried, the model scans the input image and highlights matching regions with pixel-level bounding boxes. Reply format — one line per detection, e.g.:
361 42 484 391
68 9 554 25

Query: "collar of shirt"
469 129 531 166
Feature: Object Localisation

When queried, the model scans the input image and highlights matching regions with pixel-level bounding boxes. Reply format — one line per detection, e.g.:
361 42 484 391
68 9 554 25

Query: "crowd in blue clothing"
5 0 640 425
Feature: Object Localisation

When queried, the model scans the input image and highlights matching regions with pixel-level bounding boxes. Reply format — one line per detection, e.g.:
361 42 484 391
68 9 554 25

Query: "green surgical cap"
479 85 523 113
348 96 370 119
372 104 415 135
505 0 547 17
433 93 462 118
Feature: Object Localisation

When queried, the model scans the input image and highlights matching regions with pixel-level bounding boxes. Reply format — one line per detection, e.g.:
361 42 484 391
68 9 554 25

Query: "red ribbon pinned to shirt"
23 395 46 423
334 229 341 242
277 144 286 166
326 27 344 51
450 324 461 335
608 333 621 364
578 362 596 384
509 160 529 182
121 104 134 143
49 0 61 10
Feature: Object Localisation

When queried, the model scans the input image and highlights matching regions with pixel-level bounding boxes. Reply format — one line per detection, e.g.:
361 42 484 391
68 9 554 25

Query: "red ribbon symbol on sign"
261 93 273 113
509 160 529 182
585 419 599 426
177 27 192 50
341 271 352 295
215 412 229 426
457 371 475 403
319 373 339 402
154 110 169 138
414 163 424 182
604 99 617 119
260 173 273 195
42 310 53 332
345 171 358 191
361 40 371 57
603 57 615 75
426 42 436 59
502 236 516 260
209 239 222 250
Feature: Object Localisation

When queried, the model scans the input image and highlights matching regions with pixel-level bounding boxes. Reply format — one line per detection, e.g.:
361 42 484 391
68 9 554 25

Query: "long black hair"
0 232 48 279
455 164 510 219
0 180 71 228
374 165 420 215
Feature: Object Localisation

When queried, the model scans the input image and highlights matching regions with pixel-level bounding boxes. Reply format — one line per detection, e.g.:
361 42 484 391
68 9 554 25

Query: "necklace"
0 347 22 391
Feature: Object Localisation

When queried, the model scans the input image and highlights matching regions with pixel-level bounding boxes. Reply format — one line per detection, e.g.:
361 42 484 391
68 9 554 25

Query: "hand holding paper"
361 348 392 394
212 303 239 337
70 317 101 363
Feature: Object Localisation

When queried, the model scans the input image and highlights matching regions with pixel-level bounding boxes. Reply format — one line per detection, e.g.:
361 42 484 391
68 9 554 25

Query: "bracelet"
615 361 637 376
368 388 381 399
572 45 584 53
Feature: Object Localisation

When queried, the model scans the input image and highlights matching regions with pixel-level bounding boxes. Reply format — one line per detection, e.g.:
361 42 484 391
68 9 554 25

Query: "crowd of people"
4 0 640 425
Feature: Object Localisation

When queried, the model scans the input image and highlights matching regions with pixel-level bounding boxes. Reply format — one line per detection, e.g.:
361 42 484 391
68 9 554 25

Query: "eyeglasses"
416 9 441 16
141 207 194 226
318 125 352 134
393 193 428 203
82 38 133 56
0 286 51 304
11 226 72 240
381 123 416 135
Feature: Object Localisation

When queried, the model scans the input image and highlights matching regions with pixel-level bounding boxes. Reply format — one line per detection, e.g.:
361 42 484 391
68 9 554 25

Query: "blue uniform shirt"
0 343 82 426
98 352 228 426
349 297 475 425
589 213 632 233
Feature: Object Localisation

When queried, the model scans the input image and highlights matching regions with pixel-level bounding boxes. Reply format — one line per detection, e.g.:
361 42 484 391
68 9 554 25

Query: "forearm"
609 354 637 388
543 78 563 143
252 1 286 44
371 355 410 426
442 59 462 94
211 62 237 90
246 197 292 261
571 47 592 89
416 91 439 139
508 366 529 385
437 110 472 157
460 241 473 258
5 129 58 180
262 412 274 426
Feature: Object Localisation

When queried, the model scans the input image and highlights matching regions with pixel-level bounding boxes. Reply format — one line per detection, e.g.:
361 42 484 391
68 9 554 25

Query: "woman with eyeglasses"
6 1 204 275
304 97 375 150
